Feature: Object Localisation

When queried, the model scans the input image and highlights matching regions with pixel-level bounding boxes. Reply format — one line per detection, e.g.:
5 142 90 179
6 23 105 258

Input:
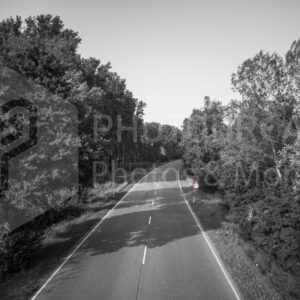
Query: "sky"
1 0 300 127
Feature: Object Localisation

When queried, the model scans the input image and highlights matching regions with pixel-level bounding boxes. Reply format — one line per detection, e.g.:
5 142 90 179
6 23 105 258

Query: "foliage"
181 97 226 189
0 14 183 278
181 41 300 287
141 122 182 162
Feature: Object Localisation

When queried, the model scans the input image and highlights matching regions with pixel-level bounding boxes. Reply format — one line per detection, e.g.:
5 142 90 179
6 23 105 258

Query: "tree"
0 15 148 227
181 41 300 281
161 124 182 159
181 97 226 188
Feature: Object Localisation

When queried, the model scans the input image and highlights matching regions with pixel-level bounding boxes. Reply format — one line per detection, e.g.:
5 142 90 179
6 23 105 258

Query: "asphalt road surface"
32 161 240 300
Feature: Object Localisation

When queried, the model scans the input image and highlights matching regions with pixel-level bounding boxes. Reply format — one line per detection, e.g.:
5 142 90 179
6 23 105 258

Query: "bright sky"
1 0 300 127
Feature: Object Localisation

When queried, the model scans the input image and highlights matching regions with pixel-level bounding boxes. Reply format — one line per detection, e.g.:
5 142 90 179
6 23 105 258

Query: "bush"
0 228 42 278
0 204 83 279
251 193 300 274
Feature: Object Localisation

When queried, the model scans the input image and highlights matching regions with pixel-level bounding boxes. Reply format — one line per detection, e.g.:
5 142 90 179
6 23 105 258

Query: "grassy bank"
179 167 297 299
184 189 283 300
0 179 135 300
0 161 164 299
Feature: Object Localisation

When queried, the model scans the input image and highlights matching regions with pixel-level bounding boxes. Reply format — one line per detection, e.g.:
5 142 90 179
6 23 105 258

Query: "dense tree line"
181 44 300 286
0 15 181 227
0 14 182 277
142 122 182 162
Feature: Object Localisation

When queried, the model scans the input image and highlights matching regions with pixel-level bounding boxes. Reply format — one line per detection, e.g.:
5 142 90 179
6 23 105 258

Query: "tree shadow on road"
54 188 200 256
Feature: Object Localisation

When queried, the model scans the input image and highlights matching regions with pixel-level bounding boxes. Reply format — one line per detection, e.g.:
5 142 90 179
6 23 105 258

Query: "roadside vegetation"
180 182 283 300
0 162 161 300
180 42 300 298
0 14 182 296
0 180 128 299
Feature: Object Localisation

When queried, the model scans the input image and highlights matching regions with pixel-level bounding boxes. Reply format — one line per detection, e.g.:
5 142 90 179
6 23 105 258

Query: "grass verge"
179 166 291 299
185 189 283 300
0 180 134 300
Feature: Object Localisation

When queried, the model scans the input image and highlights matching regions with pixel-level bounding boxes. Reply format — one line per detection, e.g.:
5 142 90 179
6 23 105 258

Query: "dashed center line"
152 200 154 206
142 246 147 264
148 216 152 225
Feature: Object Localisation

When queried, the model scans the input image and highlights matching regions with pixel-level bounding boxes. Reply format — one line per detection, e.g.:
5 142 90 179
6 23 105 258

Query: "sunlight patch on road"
131 179 192 192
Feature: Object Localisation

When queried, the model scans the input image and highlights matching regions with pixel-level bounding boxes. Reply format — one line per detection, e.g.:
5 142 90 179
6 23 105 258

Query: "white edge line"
142 246 147 265
178 166 242 300
31 165 160 300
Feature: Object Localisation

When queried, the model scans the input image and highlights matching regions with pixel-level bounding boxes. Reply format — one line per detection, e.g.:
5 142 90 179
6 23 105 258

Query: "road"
32 161 240 300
